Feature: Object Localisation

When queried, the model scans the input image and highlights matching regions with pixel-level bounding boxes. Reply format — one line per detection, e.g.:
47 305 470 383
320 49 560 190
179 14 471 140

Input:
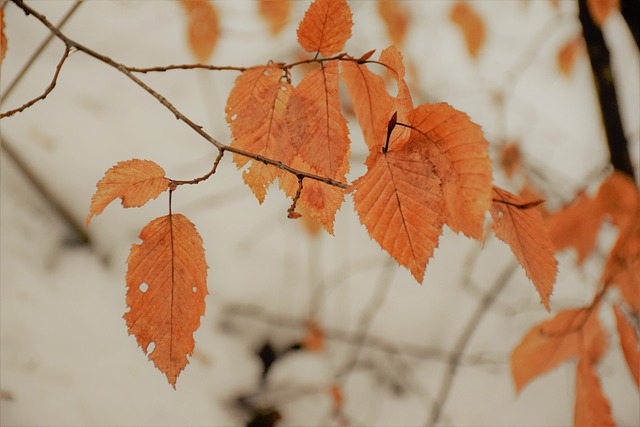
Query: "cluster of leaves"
82 0 559 387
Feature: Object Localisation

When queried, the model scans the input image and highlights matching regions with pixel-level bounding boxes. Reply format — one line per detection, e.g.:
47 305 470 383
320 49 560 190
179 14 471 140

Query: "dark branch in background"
620 0 639 49
578 0 636 181
7 0 348 191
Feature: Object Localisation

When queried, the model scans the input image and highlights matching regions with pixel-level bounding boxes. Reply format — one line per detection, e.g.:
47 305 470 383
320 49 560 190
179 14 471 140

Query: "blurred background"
1 1 638 426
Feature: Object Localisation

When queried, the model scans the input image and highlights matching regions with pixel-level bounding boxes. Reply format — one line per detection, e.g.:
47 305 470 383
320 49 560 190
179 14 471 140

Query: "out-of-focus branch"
620 0 639 49
579 0 636 180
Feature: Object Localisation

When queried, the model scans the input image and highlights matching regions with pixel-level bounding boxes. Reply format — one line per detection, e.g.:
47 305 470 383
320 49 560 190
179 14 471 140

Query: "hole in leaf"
139 283 149 293
192 286 197 293
230 113 237 121
147 341 156 354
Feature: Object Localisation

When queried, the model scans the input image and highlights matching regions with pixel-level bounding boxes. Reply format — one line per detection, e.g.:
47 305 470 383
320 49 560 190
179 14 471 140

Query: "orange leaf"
124 214 208 387
279 156 346 234
0 8 7 68
225 65 293 202
180 0 220 62
379 46 413 122
302 320 325 351
409 103 492 239
377 0 410 46
491 186 557 310
329 384 343 414
449 1 485 59
587 0 620 27
499 142 523 178
258 0 291 36
511 308 600 393
286 61 350 180
351 132 445 283
86 159 170 226
603 216 640 310
557 35 583 77
340 59 395 151
597 171 639 230
297 0 353 57
574 356 615 427
613 305 640 388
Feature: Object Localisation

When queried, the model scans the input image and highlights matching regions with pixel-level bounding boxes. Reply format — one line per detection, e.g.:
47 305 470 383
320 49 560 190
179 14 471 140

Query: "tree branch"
7 0 348 191
578 0 636 180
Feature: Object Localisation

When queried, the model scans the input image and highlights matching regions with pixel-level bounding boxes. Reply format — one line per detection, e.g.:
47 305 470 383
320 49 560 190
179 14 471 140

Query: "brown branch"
127 63 247 73
8 0 348 191
171 151 224 186
0 46 71 118
286 176 304 219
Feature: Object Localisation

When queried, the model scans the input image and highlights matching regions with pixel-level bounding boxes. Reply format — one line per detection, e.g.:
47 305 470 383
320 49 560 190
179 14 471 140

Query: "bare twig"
171 151 224 186
127 64 247 73
7 0 348 191
0 46 71 118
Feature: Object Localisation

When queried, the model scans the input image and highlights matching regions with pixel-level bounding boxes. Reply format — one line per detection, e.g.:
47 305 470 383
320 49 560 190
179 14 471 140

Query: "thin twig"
425 261 519 427
0 46 71 118
127 64 247 73
7 0 348 191
171 151 224 186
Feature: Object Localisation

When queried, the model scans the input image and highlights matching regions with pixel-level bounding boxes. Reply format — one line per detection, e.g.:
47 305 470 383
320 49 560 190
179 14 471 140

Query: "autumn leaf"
286 61 350 180
124 214 208 387
449 1 485 59
409 103 492 240
511 308 605 393
225 65 293 202
297 0 353 57
574 356 615 426
0 8 7 68
340 59 395 151
279 155 346 234
587 0 620 27
258 0 291 36
351 132 445 283
377 0 410 46
379 46 413 124
86 159 170 226
491 186 557 310
302 320 325 351
329 384 343 415
557 35 583 77
180 0 220 63
499 142 523 178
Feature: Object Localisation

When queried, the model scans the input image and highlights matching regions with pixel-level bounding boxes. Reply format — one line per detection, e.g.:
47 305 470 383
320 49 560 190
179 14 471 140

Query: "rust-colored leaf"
499 142 523 178
606 220 640 311
587 0 620 27
279 155 346 234
180 0 220 62
340 59 395 151
511 308 606 393
574 356 615 427
491 186 557 310
614 305 640 388
125 214 208 387
286 61 350 180
351 132 445 283
258 0 291 36
449 1 485 59
297 0 353 57
597 171 639 230
302 320 325 351
86 159 170 226
225 65 293 202
377 0 410 46
557 35 583 77
0 8 7 68
409 103 492 240
378 46 413 148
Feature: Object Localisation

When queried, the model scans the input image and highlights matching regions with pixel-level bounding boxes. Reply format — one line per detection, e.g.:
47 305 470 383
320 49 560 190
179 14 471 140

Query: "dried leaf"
286 61 350 180
511 308 606 392
340 60 395 151
491 186 557 310
297 0 353 57
587 0 620 27
258 0 291 36
409 103 492 239
0 8 7 68
125 214 208 387
180 0 220 62
557 35 583 77
351 132 445 283
302 321 325 351
377 0 410 46
225 65 293 202
86 159 170 226
574 356 615 427
379 46 413 148
613 305 640 388
449 1 485 59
